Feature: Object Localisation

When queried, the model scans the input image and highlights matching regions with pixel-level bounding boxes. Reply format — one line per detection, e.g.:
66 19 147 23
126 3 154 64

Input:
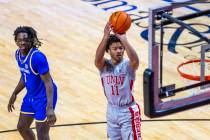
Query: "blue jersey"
15 48 56 98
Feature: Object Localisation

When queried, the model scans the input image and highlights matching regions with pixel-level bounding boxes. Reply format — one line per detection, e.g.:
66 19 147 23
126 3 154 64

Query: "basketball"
109 11 132 34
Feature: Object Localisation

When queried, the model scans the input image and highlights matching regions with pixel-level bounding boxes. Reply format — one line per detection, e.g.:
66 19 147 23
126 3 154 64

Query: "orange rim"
177 59 210 81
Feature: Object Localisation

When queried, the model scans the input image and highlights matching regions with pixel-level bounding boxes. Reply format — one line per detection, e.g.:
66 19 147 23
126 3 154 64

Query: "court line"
1 119 210 134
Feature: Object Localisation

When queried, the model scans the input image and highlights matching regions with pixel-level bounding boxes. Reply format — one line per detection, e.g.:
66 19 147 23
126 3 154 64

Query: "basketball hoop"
177 59 210 81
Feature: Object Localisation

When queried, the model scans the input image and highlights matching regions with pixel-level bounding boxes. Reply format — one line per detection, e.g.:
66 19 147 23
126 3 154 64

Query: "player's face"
15 32 32 55
108 42 125 63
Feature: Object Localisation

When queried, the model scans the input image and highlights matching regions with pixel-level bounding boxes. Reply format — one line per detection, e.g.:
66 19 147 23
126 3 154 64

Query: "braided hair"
14 26 42 48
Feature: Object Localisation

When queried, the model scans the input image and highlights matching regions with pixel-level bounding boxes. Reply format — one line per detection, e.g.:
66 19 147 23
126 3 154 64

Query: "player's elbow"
131 60 139 70
94 59 102 69
94 58 99 67
95 57 105 70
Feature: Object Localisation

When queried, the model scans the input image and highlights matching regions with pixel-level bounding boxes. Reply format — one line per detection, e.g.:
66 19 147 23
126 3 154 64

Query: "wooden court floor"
0 0 210 139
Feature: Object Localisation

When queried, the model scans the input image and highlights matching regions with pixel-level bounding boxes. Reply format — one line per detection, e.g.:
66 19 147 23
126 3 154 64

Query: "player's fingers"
106 22 113 30
50 115 56 125
52 115 57 124
8 104 12 112
108 22 112 28
106 21 111 27
47 117 52 125
105 22 109 30
7 105 10 112
12 104 15 110
47 115 56 126
114 33 120 38
109 28 113 33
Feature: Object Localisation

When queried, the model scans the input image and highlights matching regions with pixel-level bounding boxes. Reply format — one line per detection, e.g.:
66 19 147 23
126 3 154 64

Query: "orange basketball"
109 11 132 34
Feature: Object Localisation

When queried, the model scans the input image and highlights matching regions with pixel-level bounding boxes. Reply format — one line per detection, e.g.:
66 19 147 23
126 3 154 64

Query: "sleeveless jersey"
100 58 135 106
15 48 56 98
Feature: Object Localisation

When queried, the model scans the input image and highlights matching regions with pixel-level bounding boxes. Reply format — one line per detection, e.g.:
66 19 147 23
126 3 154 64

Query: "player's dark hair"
14 26 42 48
106 34 121 52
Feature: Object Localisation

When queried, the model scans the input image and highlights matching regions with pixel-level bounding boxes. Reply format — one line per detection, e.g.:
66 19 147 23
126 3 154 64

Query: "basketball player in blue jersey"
95 22 141 140
7 26 57 140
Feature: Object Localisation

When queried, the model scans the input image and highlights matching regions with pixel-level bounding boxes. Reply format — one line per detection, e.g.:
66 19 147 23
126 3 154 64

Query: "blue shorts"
20 89 57 122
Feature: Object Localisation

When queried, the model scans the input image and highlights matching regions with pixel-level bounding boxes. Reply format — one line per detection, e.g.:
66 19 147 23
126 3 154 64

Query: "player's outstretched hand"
104 22 112 37
115 33 127 43
46 108 56 126
8 94 16 112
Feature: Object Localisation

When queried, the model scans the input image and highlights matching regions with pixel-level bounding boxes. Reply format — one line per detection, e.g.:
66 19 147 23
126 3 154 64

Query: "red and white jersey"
100 58 135 106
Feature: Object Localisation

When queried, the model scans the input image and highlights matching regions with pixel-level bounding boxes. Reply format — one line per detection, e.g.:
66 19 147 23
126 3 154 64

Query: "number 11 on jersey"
111 85 119 96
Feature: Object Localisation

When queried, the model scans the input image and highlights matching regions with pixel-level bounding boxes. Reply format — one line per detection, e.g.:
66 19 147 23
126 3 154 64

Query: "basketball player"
95 22 141 140
7 26 57 140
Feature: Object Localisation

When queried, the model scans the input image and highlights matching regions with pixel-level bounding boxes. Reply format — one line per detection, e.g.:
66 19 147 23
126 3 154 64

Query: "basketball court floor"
0 0 210 139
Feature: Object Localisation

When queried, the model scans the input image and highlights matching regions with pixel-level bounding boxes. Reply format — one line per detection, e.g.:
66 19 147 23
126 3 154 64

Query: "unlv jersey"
100 58 135 106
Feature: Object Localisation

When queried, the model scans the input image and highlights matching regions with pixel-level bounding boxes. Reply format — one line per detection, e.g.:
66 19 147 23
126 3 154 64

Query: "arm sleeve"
32 52 49 75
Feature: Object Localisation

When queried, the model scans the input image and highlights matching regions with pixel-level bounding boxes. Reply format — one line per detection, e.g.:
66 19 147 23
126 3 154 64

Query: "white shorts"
107 102 142 140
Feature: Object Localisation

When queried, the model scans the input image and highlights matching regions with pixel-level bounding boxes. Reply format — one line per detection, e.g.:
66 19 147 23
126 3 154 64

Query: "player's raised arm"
95 22 112 70
115 33 139 70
